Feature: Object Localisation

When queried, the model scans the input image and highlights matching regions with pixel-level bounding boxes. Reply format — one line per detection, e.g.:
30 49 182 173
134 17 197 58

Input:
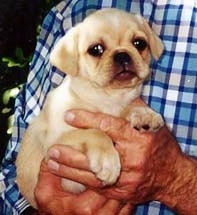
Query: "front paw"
86 130 121 185
129 106 164 132
58 128 121 191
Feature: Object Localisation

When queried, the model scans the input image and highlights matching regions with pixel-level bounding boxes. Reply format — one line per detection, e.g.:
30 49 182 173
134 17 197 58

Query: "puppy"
16 8 164 209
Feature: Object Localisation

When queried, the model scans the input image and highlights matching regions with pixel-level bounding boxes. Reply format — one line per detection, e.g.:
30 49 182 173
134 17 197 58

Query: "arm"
156 154 197 214
46 109 197 215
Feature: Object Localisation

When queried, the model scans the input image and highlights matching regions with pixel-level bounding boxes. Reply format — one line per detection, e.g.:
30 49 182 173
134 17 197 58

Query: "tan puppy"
16 8 164 208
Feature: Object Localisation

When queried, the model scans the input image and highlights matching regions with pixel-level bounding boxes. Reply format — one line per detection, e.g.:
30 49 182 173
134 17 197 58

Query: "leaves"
2 87 20 105
1 47 31 68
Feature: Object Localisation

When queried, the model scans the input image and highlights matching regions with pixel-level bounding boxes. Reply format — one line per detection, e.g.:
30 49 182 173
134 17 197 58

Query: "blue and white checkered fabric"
0 0 197 214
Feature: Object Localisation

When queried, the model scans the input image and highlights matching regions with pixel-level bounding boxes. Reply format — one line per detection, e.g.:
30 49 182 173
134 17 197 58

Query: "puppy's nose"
113 52 131 66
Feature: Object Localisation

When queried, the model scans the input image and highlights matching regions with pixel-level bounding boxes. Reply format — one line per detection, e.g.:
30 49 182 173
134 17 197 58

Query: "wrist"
156 154 197 214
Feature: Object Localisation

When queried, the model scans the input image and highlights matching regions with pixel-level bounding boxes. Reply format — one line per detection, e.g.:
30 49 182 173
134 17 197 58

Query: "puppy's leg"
16 129 44 209
58 128 121 193
128 106 164 132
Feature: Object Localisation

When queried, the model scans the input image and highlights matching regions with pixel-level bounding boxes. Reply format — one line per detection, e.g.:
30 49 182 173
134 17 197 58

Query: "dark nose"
113 52 131 66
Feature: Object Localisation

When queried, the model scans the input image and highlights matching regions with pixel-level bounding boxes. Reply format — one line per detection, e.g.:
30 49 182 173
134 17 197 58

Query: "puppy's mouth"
113 69 136 81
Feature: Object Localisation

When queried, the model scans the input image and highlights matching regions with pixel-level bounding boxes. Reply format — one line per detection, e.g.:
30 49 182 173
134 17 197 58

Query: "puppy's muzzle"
113 52 136 81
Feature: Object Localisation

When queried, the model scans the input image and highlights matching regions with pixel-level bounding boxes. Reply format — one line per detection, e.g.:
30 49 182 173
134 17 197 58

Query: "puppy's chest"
47 81 131 122
94 99 130 117
70 89 131 117
41 84 132 147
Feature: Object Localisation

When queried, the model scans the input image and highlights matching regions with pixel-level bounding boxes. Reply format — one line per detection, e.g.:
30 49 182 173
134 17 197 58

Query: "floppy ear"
135 15 164 60
50 27 79 76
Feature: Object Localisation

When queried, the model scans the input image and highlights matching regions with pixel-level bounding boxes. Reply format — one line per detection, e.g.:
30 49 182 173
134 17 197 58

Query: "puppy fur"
16 8 164 208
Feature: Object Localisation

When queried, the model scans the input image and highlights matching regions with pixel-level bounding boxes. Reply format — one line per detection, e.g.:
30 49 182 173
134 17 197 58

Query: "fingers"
47 145 102 188
64 97 146 133
47 145 89 170
65 109 137 141
49 162 102 188
65 109 126 130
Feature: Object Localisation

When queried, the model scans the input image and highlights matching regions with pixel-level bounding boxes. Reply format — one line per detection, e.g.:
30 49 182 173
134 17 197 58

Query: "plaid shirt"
1 0 197 214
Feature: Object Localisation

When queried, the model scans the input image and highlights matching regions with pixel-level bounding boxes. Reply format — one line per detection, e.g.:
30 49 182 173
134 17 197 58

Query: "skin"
34 109 197 215
35 158 133 215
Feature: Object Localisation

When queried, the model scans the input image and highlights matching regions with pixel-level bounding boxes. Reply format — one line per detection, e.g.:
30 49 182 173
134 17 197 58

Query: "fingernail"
65 111 75 122
47 160 59 172
48 148 60 159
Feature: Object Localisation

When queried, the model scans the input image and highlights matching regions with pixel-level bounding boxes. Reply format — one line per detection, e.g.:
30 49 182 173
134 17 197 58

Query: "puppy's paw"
89 148 120 185
86 130 121 185
58 128 121 190
129 106 164 132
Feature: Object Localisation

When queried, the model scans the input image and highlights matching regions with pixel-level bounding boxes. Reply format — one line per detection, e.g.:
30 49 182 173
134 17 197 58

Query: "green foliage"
2 47 32 68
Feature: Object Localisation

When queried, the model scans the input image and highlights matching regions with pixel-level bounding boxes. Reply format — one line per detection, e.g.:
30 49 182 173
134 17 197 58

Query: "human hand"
61 109 184 205
37 107 197 215
35 155 134 215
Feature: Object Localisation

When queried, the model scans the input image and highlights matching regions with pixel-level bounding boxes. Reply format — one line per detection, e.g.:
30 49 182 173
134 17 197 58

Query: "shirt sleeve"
0 2 68 214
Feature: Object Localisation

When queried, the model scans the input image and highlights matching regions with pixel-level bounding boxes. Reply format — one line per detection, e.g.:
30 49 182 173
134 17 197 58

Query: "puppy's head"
50 8 164 89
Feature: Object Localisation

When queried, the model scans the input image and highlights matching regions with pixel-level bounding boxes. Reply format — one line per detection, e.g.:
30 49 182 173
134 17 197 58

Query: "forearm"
156 154 197 215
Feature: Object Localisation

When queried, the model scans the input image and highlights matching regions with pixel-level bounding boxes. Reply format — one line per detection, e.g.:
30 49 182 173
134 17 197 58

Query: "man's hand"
59 109 197 214
35 157 133 215
43 109 197 214
60 109 182 203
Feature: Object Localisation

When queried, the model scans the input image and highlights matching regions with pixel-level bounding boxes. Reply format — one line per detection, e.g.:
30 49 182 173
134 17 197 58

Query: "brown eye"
88 44 105 57
133 38 147 51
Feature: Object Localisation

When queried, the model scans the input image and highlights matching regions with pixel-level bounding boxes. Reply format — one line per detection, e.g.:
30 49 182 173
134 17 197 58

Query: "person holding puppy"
0 0 197 215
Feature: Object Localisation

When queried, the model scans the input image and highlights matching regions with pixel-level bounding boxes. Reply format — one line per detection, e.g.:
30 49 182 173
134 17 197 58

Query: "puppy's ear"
50 27 79 76
135 15 164 60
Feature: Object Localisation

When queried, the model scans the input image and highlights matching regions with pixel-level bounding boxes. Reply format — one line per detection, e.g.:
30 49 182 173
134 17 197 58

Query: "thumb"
64 109 136 140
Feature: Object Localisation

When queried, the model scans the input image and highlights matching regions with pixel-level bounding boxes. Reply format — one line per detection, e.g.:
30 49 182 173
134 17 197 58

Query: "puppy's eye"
133 38 147 51
88 44 105 57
